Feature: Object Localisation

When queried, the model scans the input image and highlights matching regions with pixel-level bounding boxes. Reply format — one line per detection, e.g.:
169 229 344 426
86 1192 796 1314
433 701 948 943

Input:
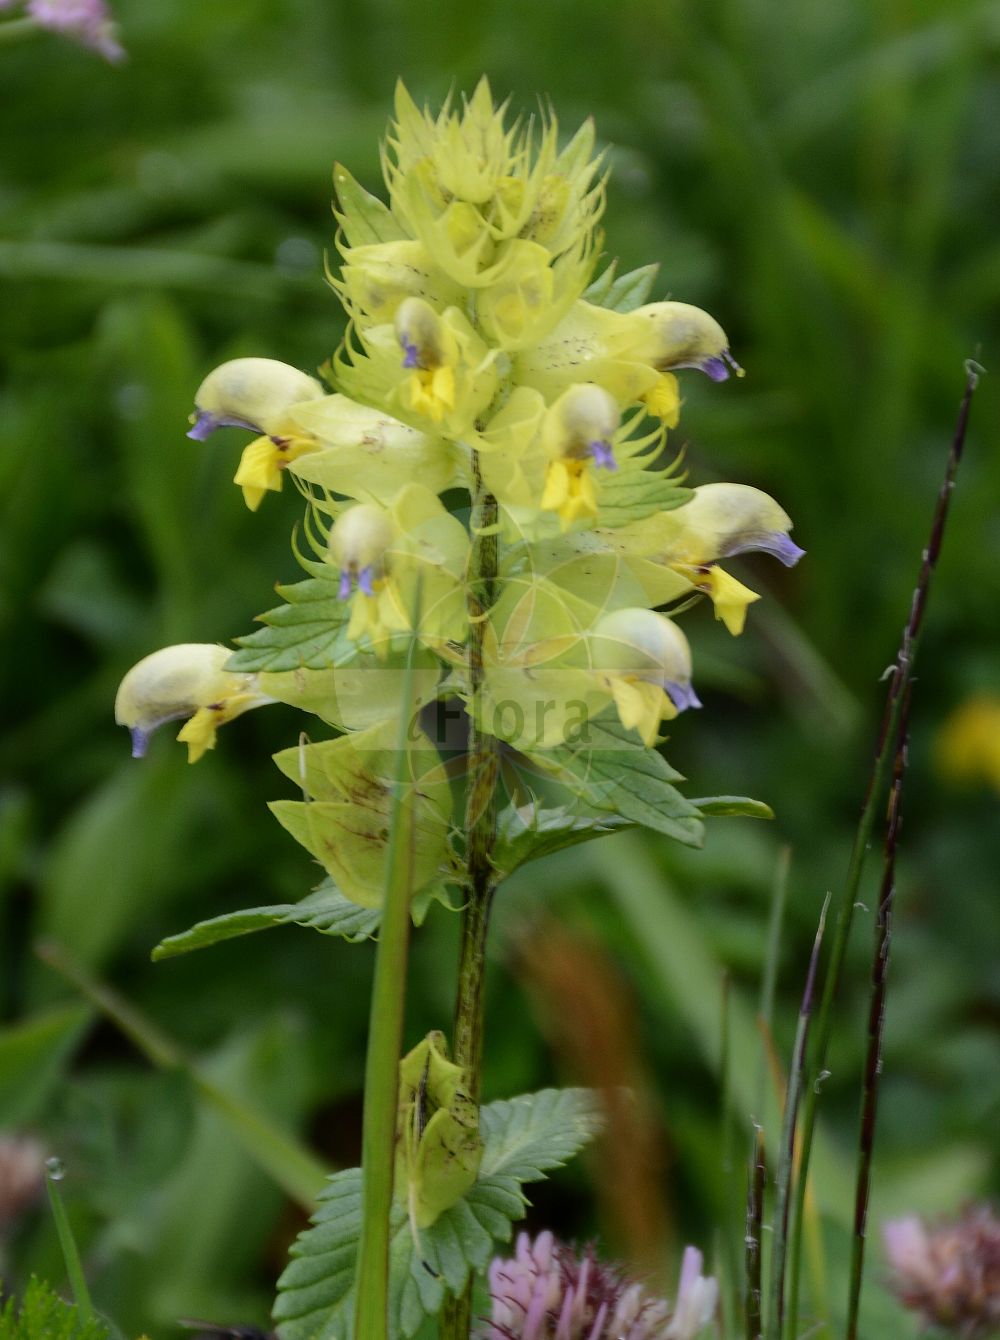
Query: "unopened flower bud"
187 358 323 441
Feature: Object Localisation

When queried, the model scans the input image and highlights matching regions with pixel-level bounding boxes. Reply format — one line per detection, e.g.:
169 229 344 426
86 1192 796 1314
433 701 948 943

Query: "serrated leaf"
226 573 352 674
527 718 704 848
333 163 407 247
274 1088 601 1340
151 879 455 960
151 880 382 959
492 801 630 878
691 795 775 820
597 472 692 529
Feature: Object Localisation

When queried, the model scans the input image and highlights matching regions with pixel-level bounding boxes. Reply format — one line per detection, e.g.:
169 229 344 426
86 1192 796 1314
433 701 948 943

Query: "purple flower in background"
883 1205 1000 1338
484 1232 717 1340
8 0 125 61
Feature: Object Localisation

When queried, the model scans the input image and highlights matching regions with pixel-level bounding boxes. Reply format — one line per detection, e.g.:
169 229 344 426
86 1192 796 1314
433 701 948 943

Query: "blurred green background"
2 1 998 1336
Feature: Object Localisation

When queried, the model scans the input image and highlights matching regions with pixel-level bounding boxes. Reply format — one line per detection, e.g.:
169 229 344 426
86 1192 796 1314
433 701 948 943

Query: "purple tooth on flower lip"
338 571 353 600
700 356 731 383
665 680 702 712
724 533 806 567
129 727 150 759
588 439 617 470
357 566 376 597
186 410 263 441
186 411 219 441
400 338 421 369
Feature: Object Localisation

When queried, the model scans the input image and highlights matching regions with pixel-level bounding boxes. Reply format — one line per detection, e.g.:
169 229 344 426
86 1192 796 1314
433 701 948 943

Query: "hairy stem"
443 455 500 1340
784 365 978 1340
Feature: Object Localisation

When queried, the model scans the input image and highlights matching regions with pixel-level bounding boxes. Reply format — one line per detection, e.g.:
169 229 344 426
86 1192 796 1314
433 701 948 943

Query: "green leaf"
582 259 618 305
226 572 352 674
584 261 659 312
333 163 408 247
273 1088 601 1340
151 879 454 960
0 1278 111 1340
597 471 691 528
492 801 630 878
151 880 382 959
526 718 704 848
600 263 660 313
690 795 775 820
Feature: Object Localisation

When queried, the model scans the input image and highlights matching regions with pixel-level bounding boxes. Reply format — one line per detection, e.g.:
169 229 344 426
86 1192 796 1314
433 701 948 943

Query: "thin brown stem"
784 364 979 1339
846 684 911 1339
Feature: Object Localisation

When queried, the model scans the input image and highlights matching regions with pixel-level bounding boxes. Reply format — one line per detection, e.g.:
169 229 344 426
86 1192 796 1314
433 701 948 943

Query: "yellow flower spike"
590 607 700 743
629 301 743 382
114 644 271 762
186 358 323 441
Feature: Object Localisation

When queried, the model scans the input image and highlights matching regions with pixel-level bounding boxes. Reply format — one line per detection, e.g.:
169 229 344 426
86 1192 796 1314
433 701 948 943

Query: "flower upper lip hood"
114 643 270 762
629 302 743 380
187 358 324 441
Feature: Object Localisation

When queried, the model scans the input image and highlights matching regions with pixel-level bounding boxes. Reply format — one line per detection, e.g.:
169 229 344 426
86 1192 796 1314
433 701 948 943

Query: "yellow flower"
114 644 271 763
539 383 621 530
327 487 470 658
187 357 325 509
628 301 743 383
936 695 1000 793
335 298 496 440
515 299 738 417
600 483 803 635
589 608 699 746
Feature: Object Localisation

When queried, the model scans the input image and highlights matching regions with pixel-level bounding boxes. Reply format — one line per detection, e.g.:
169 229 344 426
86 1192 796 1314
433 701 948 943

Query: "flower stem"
352 625 422 1340
783 364 979 1340
442 455 500 1340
